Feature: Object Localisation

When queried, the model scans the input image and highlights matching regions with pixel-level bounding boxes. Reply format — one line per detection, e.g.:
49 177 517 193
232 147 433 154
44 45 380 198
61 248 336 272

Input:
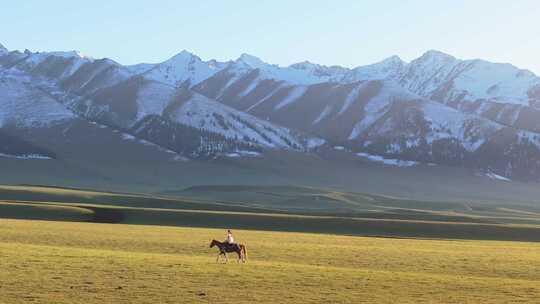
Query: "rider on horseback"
225 229 235 244
224 229 239 251
210 230 247 263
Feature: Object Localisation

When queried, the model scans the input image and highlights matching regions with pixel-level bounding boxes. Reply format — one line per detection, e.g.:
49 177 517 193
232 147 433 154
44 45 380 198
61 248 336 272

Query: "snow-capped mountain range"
0 45 319 160
1 43 540 180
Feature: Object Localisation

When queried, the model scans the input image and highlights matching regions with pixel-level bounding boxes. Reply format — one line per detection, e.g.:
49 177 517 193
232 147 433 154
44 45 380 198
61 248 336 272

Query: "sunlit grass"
0 219 539 303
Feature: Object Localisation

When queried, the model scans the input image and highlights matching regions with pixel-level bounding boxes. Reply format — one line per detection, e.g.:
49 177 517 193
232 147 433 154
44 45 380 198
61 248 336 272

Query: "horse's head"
209 239 217 248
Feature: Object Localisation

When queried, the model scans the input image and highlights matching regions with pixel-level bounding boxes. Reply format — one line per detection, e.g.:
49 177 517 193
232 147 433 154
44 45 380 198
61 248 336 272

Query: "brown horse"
209 240 247 263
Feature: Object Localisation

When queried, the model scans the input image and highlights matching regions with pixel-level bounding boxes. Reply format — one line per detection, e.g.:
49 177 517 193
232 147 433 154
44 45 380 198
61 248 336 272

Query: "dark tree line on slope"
130 115 262 159
0 130 56 159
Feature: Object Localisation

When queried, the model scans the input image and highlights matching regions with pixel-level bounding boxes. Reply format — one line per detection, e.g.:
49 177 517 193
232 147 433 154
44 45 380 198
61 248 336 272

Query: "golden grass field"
1 219 539 304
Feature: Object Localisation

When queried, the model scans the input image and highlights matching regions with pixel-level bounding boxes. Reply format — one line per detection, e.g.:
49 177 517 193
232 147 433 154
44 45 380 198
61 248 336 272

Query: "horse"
209 239 247 263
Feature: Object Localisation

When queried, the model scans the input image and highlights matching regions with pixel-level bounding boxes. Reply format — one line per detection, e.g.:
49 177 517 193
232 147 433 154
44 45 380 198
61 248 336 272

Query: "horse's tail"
241 244 248 261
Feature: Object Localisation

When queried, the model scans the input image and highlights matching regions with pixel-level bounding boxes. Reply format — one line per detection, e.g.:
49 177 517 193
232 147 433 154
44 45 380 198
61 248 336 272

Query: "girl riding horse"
210 235 247 263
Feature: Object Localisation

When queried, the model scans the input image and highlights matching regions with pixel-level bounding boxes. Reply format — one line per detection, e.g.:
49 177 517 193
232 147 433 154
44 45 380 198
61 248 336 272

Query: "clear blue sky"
1 1 539 73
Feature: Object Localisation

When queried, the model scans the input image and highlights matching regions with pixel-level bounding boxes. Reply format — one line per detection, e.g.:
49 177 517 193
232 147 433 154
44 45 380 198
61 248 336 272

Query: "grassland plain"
0 219 539 303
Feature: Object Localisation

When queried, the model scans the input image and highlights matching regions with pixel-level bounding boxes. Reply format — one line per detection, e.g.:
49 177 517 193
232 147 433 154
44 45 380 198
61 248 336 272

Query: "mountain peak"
419 50 456 61
178 49 194 56
237 53 267 68
341 55 406 82
380 55 404 65
0 42 7 54
289 61 350 79
48 50 90 60
290 60 322 69
167 50 200 63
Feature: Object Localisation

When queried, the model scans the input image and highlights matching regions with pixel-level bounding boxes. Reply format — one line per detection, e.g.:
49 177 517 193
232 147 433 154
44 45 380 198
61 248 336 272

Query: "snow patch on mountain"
231 54 345 85
306 137 326 149
275 86 308 110
246 84 284 112
135 82 175 121
338 84 363 114
224 150 262 158
0 75 75 128
15 50 93 74
0 153 52 160
398 50 540 106
313 105 332 125
0 43 8 55
422 102 501 152
485 171 512 182
289 61 349 80
349 111 384 140
452 60 538 104
348 81 416 139
120 131 182 155
48 50 91 60
357 152 419 167
517 131 540 150
169 92 309 149
238 77 261 97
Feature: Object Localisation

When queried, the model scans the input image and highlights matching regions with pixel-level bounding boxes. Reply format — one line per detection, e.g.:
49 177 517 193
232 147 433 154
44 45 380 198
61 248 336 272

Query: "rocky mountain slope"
340 51 540 133
127 50 229 88
191 52 540 180
0 47 318 160
1 43 540 180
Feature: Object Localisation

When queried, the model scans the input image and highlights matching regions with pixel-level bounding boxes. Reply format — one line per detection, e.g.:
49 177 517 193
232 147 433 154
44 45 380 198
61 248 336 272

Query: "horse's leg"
240 245 246 263
224 252 229 263
237 250 241 263
216 253 221 263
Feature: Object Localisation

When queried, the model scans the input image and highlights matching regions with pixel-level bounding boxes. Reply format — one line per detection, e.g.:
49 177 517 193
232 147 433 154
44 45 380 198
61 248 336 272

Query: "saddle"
224 243 240 251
